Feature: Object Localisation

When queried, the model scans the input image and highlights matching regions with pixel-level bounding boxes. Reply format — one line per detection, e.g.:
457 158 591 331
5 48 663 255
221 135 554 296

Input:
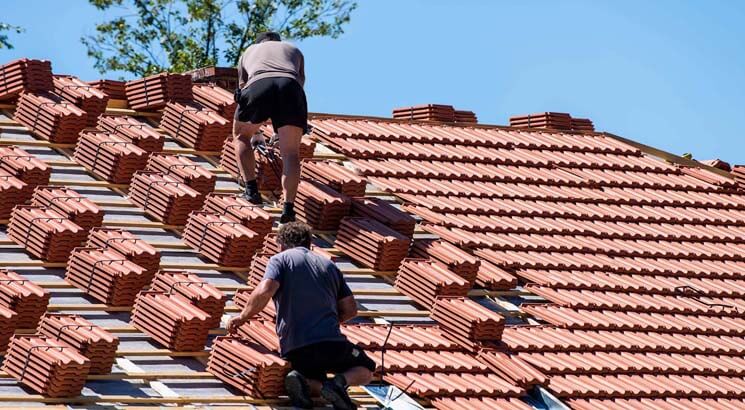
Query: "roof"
0 59 744 409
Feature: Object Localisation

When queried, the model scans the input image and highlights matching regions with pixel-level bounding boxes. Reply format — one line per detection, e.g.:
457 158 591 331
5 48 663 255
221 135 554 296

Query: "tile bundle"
509 112 572 130
0 269 50 328
0 59 53 101
124 73 192 111
129 171 202 225
131 291 211 351
207 336 289 398
14 92 87 143
0 306 16 351
183 211 262 266
3 335 90 397
201 193 273 238
31 186 103 231
431 297 505 351
234 319 279 352
300 160 367 197
570 117 595 132
247 252 272 288
8 206 86 262
335 217 411 271
454 110 478 124
261 233 281 256
53 75 109 126
160 102 231 151
233 288 276 321
150 270 226 328
295 180 351 230
73 131 149 183
97 115 165 152
395 258 470 309
0 172 28 219
351 197 416 237
87 79 127 100
37 313 119 374
65 247 152 306
146 153 216 202
0 146 51 197
393 104 456 122
187 66 238 92
192 83 236 120
86 227 161 275
475 260 518 290
410 239 480 284
477 350 547 389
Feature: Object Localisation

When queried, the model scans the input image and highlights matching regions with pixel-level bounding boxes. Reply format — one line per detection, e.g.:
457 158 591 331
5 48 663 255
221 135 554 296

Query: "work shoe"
321 374 355 410
279 209 296 224
242 189 262 205
284 370 313 409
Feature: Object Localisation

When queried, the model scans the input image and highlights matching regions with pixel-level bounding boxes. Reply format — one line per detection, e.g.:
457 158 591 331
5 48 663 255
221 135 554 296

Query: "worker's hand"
227 316 247 334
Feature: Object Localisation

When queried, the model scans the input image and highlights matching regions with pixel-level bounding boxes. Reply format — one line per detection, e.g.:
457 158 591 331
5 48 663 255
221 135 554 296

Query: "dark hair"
255 31 281 44
277 221 312 249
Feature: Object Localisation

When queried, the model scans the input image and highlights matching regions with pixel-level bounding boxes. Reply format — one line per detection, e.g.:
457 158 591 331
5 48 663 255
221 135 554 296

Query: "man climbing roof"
228 222 374 410
233 31 307 223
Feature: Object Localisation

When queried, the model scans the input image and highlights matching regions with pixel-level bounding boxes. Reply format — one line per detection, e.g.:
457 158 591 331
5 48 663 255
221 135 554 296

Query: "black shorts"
285 340 376 381
235 77 308 133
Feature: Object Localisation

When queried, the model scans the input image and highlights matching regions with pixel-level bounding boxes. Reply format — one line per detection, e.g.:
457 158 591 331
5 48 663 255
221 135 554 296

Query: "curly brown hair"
277 221 312 249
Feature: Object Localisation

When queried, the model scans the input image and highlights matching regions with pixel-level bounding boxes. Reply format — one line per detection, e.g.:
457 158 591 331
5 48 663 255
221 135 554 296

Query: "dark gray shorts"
285 340 376 381
235 77 308 133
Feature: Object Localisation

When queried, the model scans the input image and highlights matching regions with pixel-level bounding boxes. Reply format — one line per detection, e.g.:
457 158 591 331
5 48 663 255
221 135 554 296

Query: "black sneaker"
242 189 262 205
284 370 313 409
279 209 296 224
321 374 355 410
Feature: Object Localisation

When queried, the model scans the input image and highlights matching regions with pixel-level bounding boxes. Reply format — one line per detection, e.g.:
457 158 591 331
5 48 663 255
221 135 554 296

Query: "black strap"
92 140 131 171
87 259 125 291
174 108 201 138
19 344 67 381
197 221 241 252
23 216 67 248
55 324 95 340
142 179 182 210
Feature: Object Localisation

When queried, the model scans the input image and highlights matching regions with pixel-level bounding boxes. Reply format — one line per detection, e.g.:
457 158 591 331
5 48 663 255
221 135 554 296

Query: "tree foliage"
0 23 24 50
82 0 356 76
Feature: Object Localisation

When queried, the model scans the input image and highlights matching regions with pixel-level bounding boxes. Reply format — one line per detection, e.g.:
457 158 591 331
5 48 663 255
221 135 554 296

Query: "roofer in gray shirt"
228 222 374 409
232 31 307 224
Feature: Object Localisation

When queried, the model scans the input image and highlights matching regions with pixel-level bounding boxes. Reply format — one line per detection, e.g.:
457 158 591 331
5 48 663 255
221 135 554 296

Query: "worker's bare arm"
337 295 358 323
227 279 280 332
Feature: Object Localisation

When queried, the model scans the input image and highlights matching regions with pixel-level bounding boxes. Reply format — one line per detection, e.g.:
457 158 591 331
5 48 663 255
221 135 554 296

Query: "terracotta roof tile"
0 146 51 196
37 313 119 374
87 79 126 100
341 323 460 351
31 186 104 231
0 59 53 101
182 211 262 266
192 83 236 120
53 75 108 127
350 196 416 237
335 217 410 271
8 205 86 262
73 130 149 183
395 259 470 309
207 336 289 398
15 92 87 143
86 227 161 275
128 171 202 225
131 291 211 351
0 269 49 328
97 115 165 153
150 270 227 328
567 398 745 410
300 159 367 197
431 397 533 410
201 193 273 237
146 153 216 201
431 297 505 351
124 73 192 110
383 372 523 398
294 180 351 230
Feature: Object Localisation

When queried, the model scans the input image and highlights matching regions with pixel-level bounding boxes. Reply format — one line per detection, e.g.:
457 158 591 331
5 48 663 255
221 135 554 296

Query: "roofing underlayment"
0 58 743 409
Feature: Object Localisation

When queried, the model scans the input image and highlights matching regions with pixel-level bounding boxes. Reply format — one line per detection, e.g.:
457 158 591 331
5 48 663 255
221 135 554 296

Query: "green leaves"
0 23 24 50
81 0 357 76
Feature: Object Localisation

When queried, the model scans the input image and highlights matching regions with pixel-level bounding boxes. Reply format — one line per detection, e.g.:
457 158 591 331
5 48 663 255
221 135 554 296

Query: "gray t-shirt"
238 41 305 89
263 247 352 356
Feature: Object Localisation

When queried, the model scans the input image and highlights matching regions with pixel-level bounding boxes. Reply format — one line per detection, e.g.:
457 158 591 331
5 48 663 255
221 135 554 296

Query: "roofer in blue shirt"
228 221 374 410
232 31 307 224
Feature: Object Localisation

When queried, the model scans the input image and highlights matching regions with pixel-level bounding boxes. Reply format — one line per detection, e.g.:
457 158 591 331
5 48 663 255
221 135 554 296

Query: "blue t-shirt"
263 247 352 356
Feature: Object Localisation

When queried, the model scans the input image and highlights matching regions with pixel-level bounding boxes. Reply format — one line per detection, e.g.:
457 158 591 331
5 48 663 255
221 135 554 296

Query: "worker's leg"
232 119 264 204
321 343 375 410
307 378 323 396
277 124 303 222
341 366 373 386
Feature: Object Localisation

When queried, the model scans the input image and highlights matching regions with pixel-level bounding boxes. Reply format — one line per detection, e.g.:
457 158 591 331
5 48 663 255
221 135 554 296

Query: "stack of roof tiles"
87 79 126 100
247 252 272 288
570 117 595 132
124 73 192 111
0 146 51 198
0 269 50 328
131 291 211 351
335 217 410 271
300 160 367 196
73 130 148 183
410 239 480 284
220 136 316 190
395 259 470 308
431 297 505 351
37 313 119 374
53 75 109 127
146 153 216 202
201 193 273 238
312 114 745 406
0 171 29 219
97 115 165 152
233 318 278 350
233 288 276 321
86 227 161 275
65 247 152 306
192 83 236 120
129 171 202 225
0 306 16 351
8 206 86 262
207 336 289 398
509 112 572 130
182 211 262 266
0 59 53 101
393 104 456 122
454 109 478 124
3 335 90 397
160 102 230 151
295 180 351 230
187 66 238 91
31 186 103 231
14 92 86 143
150 270 226 328
351 197 416 237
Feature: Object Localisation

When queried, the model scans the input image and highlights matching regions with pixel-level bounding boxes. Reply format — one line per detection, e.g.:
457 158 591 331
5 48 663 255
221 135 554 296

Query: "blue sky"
3 1 745 162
